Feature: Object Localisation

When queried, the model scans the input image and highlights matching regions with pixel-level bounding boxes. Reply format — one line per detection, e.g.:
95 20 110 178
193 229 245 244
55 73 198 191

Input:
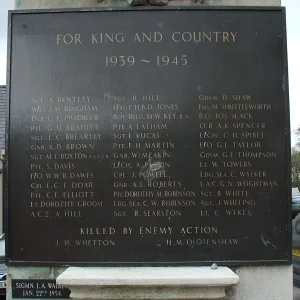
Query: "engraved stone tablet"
12 280 70 299
7 8 291 264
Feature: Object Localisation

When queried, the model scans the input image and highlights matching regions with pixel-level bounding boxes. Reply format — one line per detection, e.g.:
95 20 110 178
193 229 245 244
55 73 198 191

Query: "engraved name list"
7 8 290 264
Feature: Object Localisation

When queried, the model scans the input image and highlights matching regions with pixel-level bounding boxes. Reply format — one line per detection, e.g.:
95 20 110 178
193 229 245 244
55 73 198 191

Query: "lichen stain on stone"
149 0 169 5
260 234 277 249
140 158 165 182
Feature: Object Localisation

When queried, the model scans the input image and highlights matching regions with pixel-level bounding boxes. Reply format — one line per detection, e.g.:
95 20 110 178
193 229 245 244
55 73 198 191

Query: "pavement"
294 287 300 300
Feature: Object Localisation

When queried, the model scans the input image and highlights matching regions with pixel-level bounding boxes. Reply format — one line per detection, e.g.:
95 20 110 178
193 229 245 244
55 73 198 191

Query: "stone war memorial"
6 0 292 299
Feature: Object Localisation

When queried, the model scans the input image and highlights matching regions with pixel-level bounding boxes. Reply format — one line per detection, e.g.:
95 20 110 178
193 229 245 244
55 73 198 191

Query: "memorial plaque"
6 8 291 265
12 280 70 298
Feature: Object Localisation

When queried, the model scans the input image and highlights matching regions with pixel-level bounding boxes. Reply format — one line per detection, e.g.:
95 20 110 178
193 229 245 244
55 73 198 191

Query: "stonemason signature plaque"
7 7 291 265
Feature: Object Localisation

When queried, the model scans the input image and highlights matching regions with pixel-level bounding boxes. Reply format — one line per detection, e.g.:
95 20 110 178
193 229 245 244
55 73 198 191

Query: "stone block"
56 267 239 300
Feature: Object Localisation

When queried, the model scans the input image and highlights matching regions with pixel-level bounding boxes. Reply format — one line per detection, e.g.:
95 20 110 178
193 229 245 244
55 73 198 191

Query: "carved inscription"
8 9 290 263
12 280 70 299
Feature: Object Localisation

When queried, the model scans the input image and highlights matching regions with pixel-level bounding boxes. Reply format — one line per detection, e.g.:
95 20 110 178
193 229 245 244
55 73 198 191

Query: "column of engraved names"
110 92 197 240
29 96 102 241
197 92 278 231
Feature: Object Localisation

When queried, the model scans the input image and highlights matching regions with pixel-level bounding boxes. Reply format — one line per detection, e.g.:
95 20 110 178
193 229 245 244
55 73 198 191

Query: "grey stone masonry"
15 0 281 9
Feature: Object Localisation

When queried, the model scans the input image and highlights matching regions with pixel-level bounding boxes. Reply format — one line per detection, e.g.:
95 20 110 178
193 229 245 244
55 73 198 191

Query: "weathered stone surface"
15 0 127 9
228 266 293 300
56 267 239 300
15 0 281 9
149 0 168 5
6 266 292 300
6 266 67 300
127 0 148 5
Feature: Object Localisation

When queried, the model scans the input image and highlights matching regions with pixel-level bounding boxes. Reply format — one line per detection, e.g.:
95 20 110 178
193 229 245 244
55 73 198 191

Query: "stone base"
57 267 239 300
